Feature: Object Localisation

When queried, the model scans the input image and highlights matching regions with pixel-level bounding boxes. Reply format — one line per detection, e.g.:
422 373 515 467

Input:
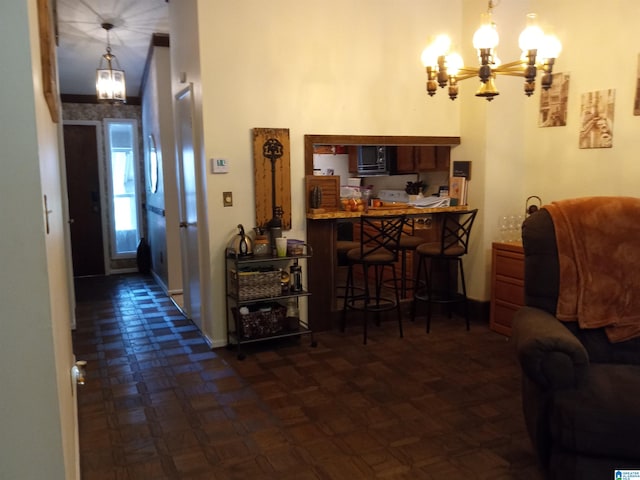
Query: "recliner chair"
513 200 640 479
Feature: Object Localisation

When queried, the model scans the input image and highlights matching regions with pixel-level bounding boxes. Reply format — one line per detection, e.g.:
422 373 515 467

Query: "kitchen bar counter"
306 205 471 331
307 204 468 220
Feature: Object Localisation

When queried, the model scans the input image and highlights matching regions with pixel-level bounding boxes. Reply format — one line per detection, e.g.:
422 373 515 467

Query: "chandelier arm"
494 71 528 78
454 72 481 82
494 60 527 70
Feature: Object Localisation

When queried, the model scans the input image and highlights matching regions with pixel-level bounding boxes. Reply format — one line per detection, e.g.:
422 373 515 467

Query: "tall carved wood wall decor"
252 128 291 230
37 0 60 123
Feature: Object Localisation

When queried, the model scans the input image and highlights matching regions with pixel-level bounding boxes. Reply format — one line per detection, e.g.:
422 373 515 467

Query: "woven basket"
232 303 287 339
229 269 282 301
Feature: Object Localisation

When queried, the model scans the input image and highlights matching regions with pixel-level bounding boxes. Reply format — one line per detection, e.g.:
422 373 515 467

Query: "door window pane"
105 120 140 257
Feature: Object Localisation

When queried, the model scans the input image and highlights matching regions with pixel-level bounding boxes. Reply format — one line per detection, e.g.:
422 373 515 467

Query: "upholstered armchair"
512 198 640 479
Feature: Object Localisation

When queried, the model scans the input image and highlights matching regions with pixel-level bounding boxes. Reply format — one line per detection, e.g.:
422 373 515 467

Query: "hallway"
73 274 543 479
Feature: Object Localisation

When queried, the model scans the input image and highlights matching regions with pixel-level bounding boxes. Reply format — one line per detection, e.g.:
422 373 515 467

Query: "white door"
175 84 202 329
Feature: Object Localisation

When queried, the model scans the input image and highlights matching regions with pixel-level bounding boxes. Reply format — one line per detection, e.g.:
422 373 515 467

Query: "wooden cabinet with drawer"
490 241 524 336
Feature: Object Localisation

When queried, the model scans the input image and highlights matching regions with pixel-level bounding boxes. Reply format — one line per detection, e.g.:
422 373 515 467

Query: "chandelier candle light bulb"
421 1 561 101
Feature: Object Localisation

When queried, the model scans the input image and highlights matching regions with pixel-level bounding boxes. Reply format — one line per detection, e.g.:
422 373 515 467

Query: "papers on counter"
408 196 451 208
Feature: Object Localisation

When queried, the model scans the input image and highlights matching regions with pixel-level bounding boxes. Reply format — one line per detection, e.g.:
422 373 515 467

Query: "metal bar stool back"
411 209 478 332
341 214 405 344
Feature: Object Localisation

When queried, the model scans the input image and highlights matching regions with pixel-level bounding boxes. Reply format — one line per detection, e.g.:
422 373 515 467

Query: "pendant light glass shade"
96 23 126 104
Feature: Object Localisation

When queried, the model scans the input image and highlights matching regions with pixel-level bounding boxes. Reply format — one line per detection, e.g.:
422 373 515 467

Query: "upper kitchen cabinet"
395 146 451 174
347 145 358 174
305 135 460 177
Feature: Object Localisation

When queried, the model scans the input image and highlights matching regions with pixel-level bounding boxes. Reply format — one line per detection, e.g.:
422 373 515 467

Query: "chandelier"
96 22 126 104
421 1 561 101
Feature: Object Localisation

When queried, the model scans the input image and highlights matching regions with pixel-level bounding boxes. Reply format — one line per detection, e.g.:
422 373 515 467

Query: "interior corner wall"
456 0 532 301
171 0 464 343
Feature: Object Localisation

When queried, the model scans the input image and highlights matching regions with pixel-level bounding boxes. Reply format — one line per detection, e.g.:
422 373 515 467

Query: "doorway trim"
63 120 110 275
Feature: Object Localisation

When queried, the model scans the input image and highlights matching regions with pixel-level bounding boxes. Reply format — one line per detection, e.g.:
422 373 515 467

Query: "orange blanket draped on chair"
545 196 640 342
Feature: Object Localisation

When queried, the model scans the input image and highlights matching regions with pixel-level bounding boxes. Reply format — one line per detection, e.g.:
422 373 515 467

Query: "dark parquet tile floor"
73 274 544 480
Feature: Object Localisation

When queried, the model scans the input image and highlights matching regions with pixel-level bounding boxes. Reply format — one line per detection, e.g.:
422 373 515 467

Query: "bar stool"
336 240 360 300
341 214 404 344
411 209 478 332
384 217 424 299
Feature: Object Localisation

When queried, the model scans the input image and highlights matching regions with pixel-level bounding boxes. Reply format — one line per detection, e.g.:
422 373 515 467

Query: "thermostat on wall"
211 158 228 174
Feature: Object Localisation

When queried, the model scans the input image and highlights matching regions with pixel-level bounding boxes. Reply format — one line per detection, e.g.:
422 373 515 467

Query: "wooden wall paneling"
37 0 60 123
253 128 292 230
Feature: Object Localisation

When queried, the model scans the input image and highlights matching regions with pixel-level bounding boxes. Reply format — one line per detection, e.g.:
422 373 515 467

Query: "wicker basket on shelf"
229 269 282 301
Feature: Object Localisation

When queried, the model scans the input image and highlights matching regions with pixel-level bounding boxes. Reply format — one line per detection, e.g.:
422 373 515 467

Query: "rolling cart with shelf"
225 246 316 360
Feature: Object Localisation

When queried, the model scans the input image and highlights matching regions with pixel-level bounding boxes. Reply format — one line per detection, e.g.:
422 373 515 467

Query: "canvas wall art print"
539 72 570 127
634 53 640 116
579 89 615 149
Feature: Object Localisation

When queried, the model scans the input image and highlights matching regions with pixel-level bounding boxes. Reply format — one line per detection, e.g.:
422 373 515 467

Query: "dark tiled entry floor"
73 274 544 479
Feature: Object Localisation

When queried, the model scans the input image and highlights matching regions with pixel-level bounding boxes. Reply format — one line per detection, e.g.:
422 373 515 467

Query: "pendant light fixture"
96 22 126 104
421 1 561 101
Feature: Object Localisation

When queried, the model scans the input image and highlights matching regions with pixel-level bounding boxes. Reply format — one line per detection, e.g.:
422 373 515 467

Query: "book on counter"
449 176 468 205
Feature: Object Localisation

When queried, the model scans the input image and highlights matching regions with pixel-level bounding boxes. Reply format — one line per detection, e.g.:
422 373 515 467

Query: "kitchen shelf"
225 248 316 360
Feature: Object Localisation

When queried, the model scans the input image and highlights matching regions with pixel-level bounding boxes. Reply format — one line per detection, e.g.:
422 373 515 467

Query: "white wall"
0 0 77 478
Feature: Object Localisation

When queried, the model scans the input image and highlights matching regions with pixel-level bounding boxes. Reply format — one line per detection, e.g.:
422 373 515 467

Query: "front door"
175 85 202 329
63 123 105 276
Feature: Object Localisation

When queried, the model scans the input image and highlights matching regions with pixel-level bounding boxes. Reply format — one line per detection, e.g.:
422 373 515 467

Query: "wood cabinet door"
395 146 416 173
435 146 451 171
415 146 437 170
348 146 358 173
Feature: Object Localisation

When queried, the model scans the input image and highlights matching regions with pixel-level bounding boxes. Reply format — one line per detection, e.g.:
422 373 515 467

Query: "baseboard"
206 335 227 350
109 267 138 274
150 270 168 293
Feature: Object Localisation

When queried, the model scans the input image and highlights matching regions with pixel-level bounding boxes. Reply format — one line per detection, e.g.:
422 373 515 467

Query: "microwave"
357 145 394 176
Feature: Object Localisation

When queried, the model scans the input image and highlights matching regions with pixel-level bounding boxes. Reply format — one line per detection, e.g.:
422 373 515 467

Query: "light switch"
223 191 233 207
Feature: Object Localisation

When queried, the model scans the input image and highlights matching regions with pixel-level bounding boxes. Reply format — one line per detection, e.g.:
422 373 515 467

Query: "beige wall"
460 0 640 300
522 0 640 199
170 0 640 341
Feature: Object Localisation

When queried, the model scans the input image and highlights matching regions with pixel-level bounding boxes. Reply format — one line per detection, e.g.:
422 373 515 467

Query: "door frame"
175 83 202 329
63 120 110 275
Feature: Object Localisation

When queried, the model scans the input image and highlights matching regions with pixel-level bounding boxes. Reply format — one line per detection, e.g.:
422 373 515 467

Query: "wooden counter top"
306 205 470 220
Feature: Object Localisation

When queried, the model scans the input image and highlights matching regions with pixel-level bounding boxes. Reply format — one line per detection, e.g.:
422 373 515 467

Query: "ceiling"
56 0 170 98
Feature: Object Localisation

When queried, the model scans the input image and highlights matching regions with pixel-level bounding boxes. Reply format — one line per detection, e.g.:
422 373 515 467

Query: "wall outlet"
223 191 233 207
